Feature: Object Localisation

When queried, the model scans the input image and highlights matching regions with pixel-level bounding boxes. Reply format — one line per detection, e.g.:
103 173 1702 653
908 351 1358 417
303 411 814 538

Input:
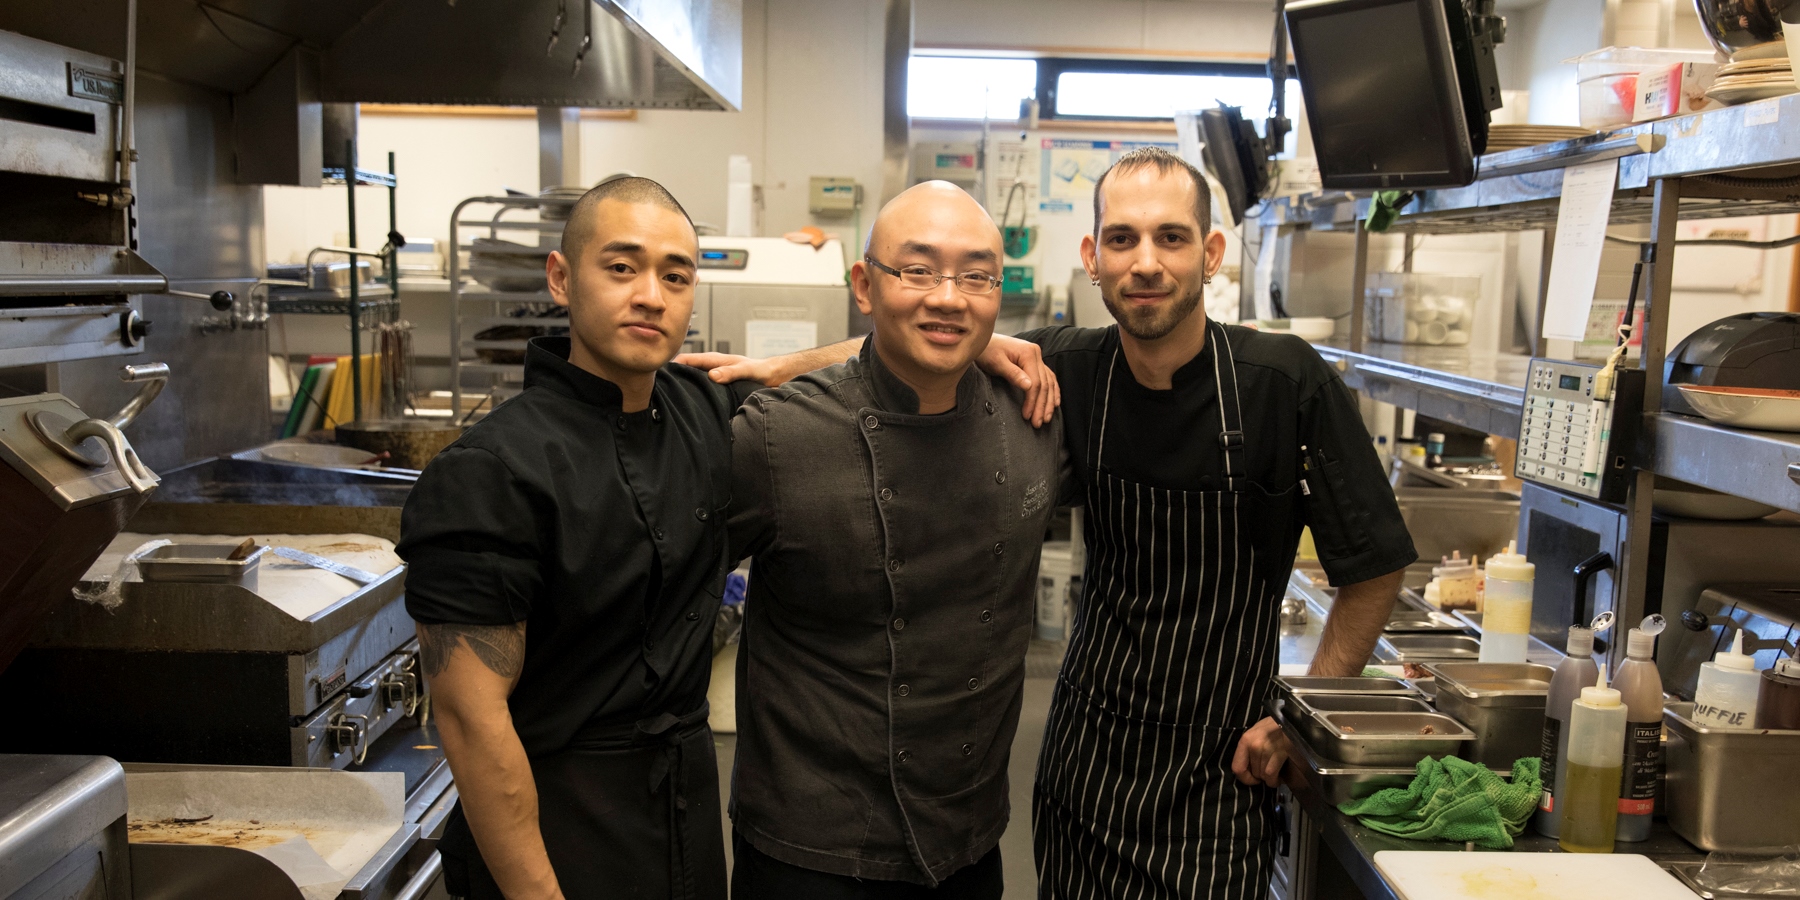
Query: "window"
907 56 1038 120
1040 59 1300 124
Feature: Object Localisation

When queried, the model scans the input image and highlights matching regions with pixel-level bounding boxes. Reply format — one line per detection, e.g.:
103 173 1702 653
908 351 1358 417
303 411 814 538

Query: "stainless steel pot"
1691 0 1796 57
334 420 463 471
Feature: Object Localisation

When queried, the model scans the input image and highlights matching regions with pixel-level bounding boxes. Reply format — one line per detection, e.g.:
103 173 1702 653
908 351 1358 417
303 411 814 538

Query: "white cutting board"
1372 850 1695 900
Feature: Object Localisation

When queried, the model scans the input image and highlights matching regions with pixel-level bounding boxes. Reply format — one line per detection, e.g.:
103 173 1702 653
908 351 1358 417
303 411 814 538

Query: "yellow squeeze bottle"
1559 662 1627 853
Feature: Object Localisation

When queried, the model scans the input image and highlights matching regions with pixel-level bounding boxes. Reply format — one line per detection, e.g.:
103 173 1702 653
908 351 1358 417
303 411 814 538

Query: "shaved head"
561 176 694 260
865 180 1001 257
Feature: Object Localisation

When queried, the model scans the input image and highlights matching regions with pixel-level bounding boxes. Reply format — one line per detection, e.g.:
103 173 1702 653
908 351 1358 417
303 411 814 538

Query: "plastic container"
1432 551 1479 611
1577 73 1640 129
1561 663 1628 853
1693 630 1763 729
1363 272 1479 345
1566 47 1720 130
1534 625 1599 839
1479 541 1534 664
1612 616 1666 842
1755 656 1800 730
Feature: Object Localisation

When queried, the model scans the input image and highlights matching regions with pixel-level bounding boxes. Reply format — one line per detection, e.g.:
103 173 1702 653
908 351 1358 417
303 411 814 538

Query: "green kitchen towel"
1338 756 1543 849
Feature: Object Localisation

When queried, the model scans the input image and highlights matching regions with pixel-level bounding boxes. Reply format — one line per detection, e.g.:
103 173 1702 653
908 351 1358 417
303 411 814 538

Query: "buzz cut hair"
560 175 694 259
1092 147 1211 237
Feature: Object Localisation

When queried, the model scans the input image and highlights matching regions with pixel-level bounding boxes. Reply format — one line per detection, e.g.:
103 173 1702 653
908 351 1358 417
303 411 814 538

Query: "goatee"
1103 281 1205 341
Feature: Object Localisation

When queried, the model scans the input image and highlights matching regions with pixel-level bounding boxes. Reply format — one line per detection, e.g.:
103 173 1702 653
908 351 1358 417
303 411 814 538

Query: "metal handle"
392 852 442 900
110 362 169 430
1789 463 1799 488
1572 551 1615 629
30 411 159 494
166 289 235 311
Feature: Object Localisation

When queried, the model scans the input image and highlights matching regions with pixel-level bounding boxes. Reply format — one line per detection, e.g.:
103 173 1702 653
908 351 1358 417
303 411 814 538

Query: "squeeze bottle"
1612 615 1665 842
1560 663 1627 853
1432 551 1479 611
1479 541 1534 663
1533 624 1598 839
1693 630 1762 729
1757 657 1800 730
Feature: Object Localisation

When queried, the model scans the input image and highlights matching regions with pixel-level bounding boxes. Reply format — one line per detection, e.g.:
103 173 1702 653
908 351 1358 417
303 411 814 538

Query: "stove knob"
348 682 374 699
1681 609 1710 632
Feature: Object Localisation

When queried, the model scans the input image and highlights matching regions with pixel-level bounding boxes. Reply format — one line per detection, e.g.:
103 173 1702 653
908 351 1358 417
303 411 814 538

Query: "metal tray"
1384 609 1470 633
1290 694 1437 750
1664 702 1800 852
137 542 269 589
1373 633 1483 663
1313 711 1474 766
1423 662 1553 768
1280 718 1424 805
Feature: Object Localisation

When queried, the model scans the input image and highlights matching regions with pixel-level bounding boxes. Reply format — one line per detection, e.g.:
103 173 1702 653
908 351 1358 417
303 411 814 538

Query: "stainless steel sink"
1372 633 1483 663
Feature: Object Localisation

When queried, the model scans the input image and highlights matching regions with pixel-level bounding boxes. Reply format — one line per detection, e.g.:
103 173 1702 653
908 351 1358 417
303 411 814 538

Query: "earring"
1089 278 1099 285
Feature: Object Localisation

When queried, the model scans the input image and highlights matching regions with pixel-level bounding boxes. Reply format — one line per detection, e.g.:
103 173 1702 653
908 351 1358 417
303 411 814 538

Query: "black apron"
1033 320 1288 899
441 704 727 900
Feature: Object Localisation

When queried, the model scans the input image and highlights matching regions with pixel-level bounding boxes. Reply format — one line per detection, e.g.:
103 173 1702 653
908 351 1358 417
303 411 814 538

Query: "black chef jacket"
398 336 758 900
1020 323 1416 587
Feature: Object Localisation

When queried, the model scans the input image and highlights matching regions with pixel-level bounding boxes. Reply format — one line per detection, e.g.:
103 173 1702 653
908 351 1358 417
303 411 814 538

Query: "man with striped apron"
1012 148 1417 898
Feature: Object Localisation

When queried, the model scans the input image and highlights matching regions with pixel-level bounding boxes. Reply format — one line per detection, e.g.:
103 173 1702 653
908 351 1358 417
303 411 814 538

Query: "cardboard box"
1634 62 1721 121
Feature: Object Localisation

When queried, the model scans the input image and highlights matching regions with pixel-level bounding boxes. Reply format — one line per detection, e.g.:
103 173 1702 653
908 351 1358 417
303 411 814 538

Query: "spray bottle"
1560 662 1627 853
1612 615 1666 842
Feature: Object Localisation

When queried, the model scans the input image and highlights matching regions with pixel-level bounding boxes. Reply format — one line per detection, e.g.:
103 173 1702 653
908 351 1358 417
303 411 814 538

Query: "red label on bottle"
1618 798 1654 815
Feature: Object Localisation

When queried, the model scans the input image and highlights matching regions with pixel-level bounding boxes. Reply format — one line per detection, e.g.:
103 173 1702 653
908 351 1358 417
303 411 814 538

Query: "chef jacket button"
897 683 910 696
887 558 904 572
695 507 710 521
653 527 666 540
616 416 627 431
897 749 911 763
992 542 1004 557
979 609 992 623
994 470 1006 484
651 408 662 422
962 743 974 756
892 617 906 631
864 415 880 430
967 677 981 691
686 611 700 621
879 487 894 502
984 401 995 415
644 639 655 651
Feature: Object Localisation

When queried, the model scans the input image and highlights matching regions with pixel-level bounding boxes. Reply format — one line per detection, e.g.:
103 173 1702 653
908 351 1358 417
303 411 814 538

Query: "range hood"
0 0 741 111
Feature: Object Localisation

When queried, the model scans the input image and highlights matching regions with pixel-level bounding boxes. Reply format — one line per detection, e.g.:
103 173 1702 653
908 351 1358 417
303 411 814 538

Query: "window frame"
1035 57 1293 122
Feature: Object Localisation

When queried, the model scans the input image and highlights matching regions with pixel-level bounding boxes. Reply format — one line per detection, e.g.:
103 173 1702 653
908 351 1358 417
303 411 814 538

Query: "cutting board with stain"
1372 850 1695 900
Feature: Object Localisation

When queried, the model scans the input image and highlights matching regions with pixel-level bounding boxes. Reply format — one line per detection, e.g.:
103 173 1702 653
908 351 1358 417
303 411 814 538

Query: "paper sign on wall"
1541 159 1619 342
745 319 818 359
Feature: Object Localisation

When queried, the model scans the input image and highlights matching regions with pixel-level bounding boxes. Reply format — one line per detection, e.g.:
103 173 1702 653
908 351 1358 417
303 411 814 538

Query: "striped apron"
1033 320 1288 900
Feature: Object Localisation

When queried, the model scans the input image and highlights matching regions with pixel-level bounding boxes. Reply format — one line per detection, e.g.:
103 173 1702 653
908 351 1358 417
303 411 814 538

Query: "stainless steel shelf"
1650 414 1800 514
1312 343 1530 438
266 284 398 315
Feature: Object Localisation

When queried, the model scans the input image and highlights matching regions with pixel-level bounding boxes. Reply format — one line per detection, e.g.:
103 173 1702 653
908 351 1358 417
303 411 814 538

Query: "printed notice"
745 319 818 358
1744 99 1780 127
1542 159 1619 342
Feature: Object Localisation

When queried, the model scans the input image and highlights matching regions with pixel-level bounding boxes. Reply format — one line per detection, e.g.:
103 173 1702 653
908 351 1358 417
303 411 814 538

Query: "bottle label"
1694 702 1753 728
1538 717 1561 812
1617 720 1662 815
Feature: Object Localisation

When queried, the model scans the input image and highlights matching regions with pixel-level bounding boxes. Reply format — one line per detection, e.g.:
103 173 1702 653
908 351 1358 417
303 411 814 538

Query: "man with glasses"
724 180 1071 899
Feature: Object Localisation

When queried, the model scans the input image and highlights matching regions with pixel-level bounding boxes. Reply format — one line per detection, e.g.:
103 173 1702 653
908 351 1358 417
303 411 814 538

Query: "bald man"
725 182 1073 899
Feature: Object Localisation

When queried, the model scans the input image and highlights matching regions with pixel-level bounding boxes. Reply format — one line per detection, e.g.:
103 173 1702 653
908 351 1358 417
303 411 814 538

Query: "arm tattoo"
417 622 527 679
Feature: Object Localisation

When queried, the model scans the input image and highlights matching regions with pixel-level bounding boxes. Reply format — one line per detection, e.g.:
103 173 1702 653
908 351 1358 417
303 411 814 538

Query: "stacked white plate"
1705 56 1798 104
1485 125 1595 153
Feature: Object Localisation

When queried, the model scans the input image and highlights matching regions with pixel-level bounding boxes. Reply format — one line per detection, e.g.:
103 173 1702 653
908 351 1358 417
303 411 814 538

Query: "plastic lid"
1581 662 1622 706
1627 627 1657 659
1428 432 1447 442
1566 625 1594 657
1715 630 1757 672
1485 540 1535 581
1774 657 1800 678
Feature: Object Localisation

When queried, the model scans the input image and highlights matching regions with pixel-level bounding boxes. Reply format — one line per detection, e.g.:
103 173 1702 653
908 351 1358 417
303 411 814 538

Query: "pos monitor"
1285 0 1486 190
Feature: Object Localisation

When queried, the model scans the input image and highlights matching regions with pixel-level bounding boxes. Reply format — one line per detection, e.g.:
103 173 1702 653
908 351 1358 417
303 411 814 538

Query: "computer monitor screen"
1286 0 1475 189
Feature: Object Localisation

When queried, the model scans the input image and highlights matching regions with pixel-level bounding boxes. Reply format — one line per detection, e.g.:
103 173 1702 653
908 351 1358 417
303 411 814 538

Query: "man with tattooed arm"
395 177 761 900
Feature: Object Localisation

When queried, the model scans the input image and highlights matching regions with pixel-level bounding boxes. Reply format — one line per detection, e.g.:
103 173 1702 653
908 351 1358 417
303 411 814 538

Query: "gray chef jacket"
727 340 1071 885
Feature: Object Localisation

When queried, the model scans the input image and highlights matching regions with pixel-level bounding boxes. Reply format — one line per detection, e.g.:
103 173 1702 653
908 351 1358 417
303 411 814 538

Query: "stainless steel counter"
1274 569 1707 900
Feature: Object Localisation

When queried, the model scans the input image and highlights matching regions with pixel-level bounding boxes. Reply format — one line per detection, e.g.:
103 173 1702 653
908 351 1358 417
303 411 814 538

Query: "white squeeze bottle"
1693 630 1763 729
1479 541 1534 663
1559 663 1627 854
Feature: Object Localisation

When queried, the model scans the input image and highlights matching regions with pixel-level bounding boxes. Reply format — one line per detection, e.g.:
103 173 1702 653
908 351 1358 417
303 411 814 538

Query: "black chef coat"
1020 323 1416 587
398 336 758 900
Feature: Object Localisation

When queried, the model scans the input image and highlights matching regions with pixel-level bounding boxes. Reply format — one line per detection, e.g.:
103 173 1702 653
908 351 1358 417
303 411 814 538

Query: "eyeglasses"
864 257 1002 295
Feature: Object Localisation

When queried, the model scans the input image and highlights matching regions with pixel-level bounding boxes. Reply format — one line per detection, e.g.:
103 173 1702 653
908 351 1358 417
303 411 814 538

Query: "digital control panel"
1515 358 1643 503
698 248 749 270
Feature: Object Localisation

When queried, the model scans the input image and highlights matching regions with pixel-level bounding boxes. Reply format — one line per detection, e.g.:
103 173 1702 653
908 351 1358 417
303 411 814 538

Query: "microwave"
1518 482 1800 666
